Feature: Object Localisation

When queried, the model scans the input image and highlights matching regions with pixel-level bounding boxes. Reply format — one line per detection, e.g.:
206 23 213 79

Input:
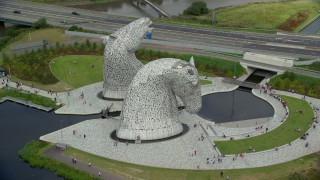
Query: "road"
1 0 320 59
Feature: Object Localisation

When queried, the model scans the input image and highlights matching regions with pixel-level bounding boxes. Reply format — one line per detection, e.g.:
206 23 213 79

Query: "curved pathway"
44 146 125 180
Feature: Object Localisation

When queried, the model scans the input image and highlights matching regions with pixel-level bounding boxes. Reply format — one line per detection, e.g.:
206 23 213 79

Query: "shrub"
68 25 83 32
33 17 48 29
277 11 309 31
268 72 320 98
183 1 209 16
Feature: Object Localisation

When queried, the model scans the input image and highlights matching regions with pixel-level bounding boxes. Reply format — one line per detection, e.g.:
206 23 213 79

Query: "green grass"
19 141 98 180
50 54 245 88
50 55 103 88
154 17 277 34
215 0 319 30
200 79 212 85
0 88 56 108
214 95 314 155
2 28 89 53
296 62 320 72
9 75 72 92
64 145 320 180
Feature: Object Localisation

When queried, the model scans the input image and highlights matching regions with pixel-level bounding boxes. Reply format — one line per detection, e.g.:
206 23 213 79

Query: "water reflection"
198 90 274 123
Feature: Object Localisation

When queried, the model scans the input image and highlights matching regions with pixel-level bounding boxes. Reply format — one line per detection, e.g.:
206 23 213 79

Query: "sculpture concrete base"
116 123 183 140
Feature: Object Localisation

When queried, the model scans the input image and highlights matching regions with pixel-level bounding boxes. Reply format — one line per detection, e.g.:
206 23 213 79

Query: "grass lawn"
50 55 103 88
0 88 56 108
215 0 319 30
2 28 82 53
200 79 212 85
64 145 320 180
214 95 314 155
50 55 241 89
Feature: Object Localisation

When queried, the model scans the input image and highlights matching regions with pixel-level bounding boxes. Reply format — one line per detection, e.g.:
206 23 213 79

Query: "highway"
0 0 320 59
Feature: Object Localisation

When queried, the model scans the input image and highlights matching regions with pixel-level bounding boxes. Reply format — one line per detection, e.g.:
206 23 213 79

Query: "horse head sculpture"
117 58 202 140
102 17 153 99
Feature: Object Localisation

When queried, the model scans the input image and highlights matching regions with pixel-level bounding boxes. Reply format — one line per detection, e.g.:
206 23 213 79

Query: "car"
72 11 79 15
13 10 21 14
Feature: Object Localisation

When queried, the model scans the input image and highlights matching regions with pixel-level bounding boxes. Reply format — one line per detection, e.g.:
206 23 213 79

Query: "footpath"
44 146 125 180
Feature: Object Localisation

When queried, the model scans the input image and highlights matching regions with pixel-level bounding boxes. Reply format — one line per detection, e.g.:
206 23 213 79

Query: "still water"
198 90 274 123
0 102 101 180
72 0 281 18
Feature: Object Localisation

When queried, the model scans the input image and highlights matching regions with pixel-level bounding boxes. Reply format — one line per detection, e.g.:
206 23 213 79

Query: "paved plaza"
2 75 319 170
40 76 320 170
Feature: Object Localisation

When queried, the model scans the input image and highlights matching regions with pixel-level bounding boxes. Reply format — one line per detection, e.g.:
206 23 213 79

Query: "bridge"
0 17 33 26
222 78 260 89
136 0 170 18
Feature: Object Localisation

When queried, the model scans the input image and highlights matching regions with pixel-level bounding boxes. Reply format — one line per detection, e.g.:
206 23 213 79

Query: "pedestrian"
221 171 224 177
84 134 86 138
74 158 77 164
89 162 91 167
98 171 101 176
226 175 230 180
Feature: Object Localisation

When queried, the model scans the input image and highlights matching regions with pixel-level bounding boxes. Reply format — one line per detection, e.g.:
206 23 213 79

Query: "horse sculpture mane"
117 58 202 140
102 17 152 99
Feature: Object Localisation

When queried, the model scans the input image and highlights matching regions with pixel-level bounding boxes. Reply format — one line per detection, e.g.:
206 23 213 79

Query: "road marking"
265 43 306 49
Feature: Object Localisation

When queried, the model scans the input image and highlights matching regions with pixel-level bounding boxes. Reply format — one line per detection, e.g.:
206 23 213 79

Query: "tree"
183 1 209 16
33 17 48 29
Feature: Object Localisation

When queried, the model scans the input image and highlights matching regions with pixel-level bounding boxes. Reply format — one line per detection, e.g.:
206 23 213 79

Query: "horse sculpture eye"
188 69 194 75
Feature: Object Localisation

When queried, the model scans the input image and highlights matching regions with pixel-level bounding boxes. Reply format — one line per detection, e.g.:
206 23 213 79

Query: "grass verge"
10 75 73 92
214 95 314 155
0 88 56 108
296 62 320 73
215 0 319 31
19 141 98 180
64 145 320 180
200 79 212 85
2 28 94 53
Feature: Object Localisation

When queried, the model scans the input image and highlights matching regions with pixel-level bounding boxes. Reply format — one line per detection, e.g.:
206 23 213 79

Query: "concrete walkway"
44 146 125 180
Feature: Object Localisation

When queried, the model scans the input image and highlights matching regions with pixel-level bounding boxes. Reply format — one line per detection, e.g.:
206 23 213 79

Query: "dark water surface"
72 0 280 18
198 90 274 123
0 102 101 180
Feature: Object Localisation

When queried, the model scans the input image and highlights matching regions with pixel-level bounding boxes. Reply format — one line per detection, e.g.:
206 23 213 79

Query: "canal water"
0 102 101 180
71 0 280 18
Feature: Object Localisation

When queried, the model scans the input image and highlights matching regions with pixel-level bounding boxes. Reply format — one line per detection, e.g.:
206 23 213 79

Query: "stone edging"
0 96 53 112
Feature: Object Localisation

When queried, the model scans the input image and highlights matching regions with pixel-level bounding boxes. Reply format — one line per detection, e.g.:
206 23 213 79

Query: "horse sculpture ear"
101 35 118 44
101 36 109 44
189 56 195 67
